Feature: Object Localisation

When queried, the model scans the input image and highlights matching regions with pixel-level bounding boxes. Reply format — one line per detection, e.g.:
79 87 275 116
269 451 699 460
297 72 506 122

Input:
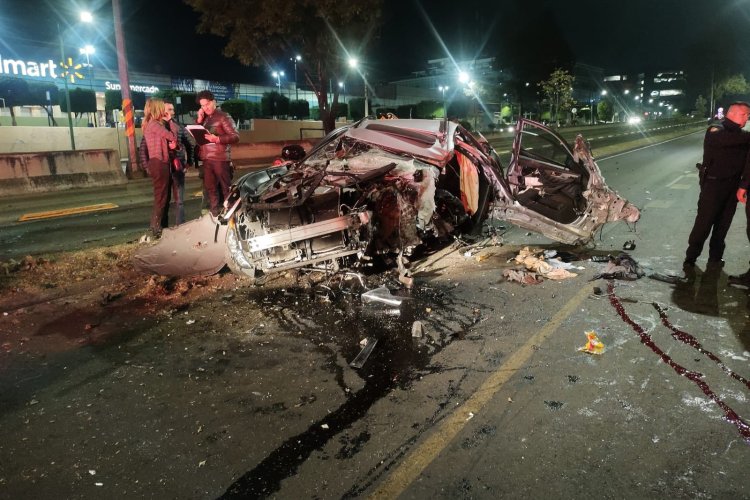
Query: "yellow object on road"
578 330 605 355
18 203 119 222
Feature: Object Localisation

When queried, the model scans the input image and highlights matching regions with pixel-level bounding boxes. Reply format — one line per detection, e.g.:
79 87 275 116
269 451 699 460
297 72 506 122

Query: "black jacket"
703 118 750 182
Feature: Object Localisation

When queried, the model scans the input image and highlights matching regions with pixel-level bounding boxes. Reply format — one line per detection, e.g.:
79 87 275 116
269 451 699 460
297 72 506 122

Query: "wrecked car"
134 118 639 278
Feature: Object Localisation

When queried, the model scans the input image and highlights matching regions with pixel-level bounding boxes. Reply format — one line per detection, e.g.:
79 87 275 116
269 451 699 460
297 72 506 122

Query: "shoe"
682 260 696 270
706 259 725 269
728 271 750 287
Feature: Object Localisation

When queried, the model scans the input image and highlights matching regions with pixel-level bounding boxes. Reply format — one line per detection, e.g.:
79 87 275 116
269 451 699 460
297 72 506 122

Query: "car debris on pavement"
134 118 640 281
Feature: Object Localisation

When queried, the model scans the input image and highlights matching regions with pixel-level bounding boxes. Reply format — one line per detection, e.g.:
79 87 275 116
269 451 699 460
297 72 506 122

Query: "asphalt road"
2 125 750 498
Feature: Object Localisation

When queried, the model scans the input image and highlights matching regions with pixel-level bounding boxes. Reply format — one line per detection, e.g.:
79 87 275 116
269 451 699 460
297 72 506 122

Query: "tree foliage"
261 91 290 117
58 88 96 118
597 99 614 123
0 77 60 125
694 95 708 118
104 90 147 111
183 0 383 133
539 69 575 125
714 73 750 100
416 100 442 119
289 99 310 119
221 99 253 123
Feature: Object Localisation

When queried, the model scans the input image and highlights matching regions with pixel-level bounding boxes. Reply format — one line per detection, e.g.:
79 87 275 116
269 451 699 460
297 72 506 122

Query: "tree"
290 99 310 119
349 97 366 120
58 88 96 120
221 99 252 123
714 73 750 102
416 100 442 119
597 99 614 123
0 77 30 126
184 0 383 134
694 95 708 118
539 69 575 126
261 92 290 118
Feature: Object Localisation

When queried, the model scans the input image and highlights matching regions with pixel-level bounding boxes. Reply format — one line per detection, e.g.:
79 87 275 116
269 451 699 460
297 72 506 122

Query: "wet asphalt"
2 126 750 498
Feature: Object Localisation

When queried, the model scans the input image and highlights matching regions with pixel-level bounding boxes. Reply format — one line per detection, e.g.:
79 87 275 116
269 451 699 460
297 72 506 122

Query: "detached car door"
493 119 639 245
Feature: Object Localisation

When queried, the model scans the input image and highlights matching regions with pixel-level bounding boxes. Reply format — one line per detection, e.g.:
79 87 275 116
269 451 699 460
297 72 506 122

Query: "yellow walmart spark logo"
58 57 84 83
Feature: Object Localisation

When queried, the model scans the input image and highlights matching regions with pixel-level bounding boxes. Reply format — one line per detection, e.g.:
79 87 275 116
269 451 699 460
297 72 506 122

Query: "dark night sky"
2 0 749 83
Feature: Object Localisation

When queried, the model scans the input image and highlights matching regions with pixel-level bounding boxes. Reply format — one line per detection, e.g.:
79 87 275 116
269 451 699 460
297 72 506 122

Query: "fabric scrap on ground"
514 246 578 280
503 268 543 285
591 252 644 281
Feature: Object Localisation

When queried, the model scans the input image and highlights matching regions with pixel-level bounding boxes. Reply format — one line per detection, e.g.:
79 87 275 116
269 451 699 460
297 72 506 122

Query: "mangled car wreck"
134 118 640 279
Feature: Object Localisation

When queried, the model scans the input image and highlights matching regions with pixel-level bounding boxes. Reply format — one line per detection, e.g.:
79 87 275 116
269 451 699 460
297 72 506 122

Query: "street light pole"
57 22 76 150
111 0 138 177
348 58 368 118
80 44 95 126
438 85 448 117
292 55 301 101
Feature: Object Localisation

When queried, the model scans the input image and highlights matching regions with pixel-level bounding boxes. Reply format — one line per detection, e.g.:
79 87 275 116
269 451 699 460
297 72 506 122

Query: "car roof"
343 118 458 165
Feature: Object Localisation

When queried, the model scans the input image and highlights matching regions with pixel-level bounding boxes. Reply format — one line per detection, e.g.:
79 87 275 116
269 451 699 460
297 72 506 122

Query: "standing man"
164 100 195 225
729 129 750 285
684 101 750 269
195 90 239 216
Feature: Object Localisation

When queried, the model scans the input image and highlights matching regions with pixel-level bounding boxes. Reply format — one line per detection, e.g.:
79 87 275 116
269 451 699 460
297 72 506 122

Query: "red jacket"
143 120 176 162
197 108 239 162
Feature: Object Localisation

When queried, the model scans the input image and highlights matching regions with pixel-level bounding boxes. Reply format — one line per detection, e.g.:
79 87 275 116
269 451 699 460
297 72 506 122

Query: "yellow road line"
18 203 119 222
369 285 591 499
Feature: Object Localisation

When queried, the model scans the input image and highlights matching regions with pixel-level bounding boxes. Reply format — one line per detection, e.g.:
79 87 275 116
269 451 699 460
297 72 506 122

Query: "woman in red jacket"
142 98 177 238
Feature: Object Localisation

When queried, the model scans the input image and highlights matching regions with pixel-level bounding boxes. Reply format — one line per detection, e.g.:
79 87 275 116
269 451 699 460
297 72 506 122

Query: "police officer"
684 101 750 270
728 111 750 285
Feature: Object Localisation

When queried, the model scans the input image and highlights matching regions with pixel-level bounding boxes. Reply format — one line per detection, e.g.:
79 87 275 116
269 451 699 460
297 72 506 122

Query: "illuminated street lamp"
57 10 94 150
291 55 301 101
348 58 368 117
438 85 449 117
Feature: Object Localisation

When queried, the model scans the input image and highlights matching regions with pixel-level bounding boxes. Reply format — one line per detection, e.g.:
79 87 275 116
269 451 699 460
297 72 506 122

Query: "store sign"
105 81 160 94
0 54 59 78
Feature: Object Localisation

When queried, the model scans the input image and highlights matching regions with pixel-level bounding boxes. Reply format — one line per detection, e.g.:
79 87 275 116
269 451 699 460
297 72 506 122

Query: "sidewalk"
0 159 276 226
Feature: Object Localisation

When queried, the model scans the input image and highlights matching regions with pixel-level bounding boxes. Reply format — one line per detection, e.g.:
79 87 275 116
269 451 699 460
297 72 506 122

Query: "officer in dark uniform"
728 108 750 285
684 101 750 269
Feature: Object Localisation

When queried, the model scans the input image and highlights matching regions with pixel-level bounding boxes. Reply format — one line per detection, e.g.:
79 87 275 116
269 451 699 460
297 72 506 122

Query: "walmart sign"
0 54 59 78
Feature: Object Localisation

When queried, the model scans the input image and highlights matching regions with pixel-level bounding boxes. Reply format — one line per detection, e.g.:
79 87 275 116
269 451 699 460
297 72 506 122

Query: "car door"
493 119 639 245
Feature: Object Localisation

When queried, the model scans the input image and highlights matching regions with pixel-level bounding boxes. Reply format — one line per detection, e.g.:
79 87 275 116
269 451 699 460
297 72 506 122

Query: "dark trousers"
171 168 185 225
203 159 232 216
685 177 739 263
148 158 172 234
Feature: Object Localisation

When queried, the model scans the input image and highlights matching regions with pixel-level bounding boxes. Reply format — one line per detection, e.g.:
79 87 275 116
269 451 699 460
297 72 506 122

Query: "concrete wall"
0 118 341 156
0 149 126 195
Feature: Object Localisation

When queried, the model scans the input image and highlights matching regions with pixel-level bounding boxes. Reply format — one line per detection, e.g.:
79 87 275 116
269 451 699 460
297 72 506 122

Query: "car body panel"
134 118 640 278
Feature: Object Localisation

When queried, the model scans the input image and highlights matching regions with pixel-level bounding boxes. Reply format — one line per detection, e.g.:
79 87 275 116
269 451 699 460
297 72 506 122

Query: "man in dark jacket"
684 101 750 270
195 90 240 216
728 109 750 285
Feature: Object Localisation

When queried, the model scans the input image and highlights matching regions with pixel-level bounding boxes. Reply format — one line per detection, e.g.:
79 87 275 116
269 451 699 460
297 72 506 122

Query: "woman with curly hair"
142 98 177 238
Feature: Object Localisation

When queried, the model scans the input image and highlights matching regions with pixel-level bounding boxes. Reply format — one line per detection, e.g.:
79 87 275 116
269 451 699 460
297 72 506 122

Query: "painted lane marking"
18 203 119 222
369 285 591 499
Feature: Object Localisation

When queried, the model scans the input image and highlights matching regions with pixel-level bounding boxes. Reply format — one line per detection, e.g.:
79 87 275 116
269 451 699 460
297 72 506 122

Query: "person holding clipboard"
190 90 240 217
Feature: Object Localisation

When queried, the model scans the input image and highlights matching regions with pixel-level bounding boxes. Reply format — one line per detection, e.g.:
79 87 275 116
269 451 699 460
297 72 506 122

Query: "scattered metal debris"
350 337 378 369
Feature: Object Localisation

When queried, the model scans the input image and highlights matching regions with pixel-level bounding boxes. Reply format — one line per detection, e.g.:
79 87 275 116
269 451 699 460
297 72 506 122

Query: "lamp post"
79 45 95 91
80 44 95 126
272 71 284 93
438 85 449 117
57 21 76 150
348 58 368 118
291 55 301 101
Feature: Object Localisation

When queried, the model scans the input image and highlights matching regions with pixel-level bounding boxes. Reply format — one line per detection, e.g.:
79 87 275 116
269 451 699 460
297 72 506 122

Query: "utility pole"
112 0 138 177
